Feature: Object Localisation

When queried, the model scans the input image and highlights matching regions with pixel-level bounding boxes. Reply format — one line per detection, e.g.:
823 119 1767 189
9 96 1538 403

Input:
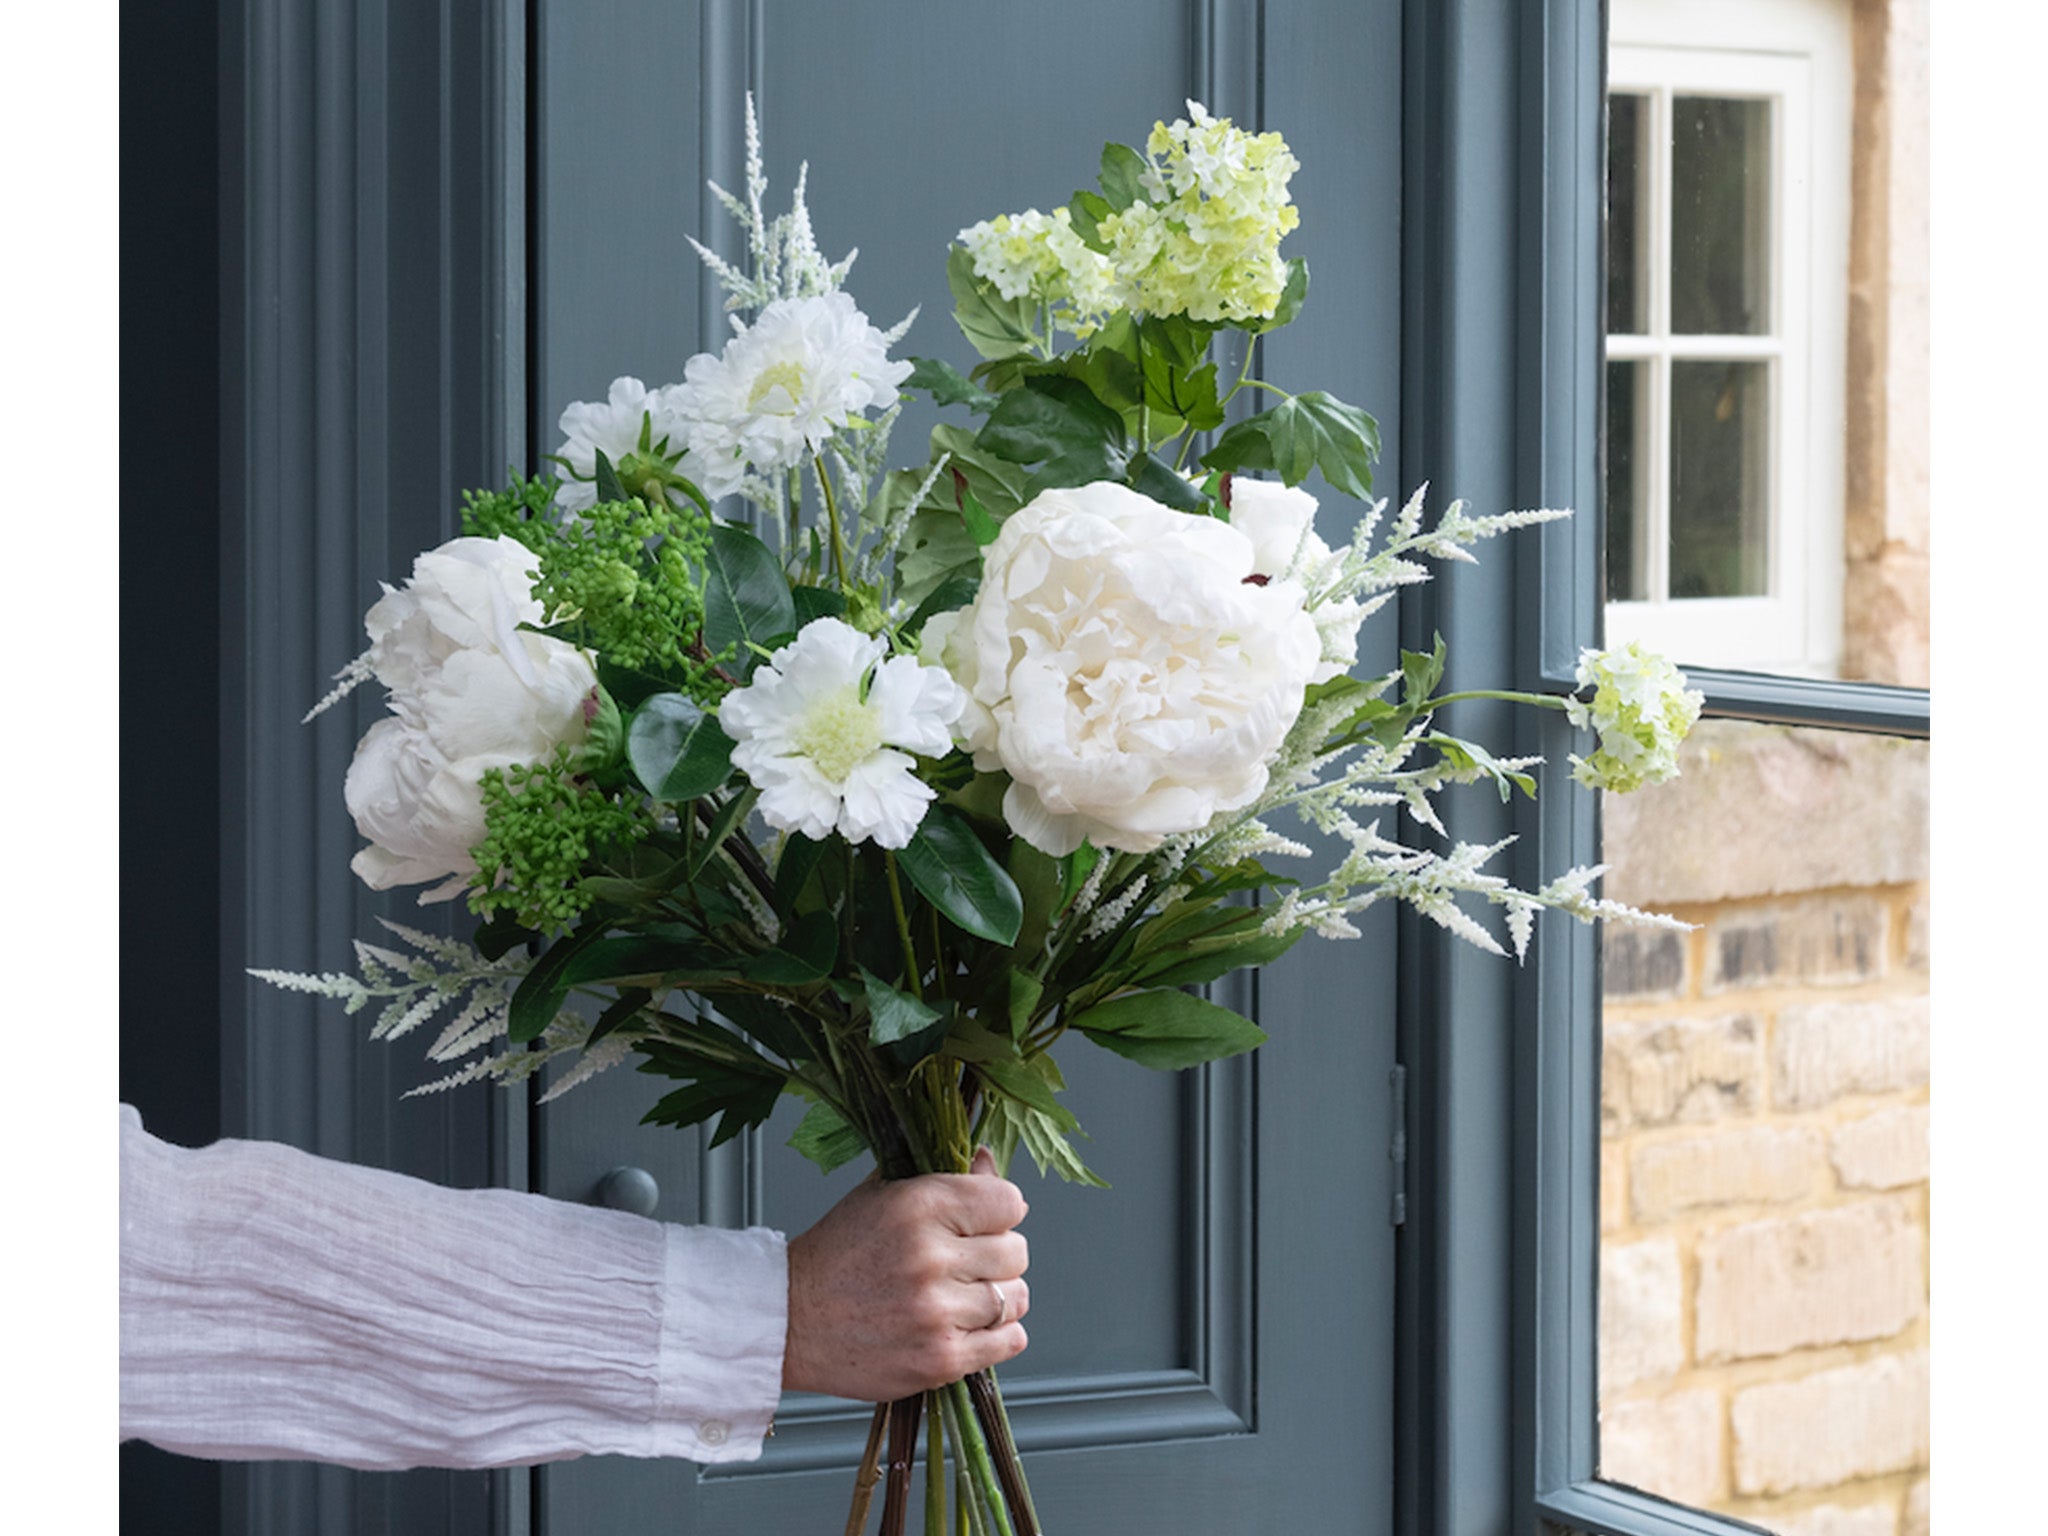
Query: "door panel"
533 3 1401 1529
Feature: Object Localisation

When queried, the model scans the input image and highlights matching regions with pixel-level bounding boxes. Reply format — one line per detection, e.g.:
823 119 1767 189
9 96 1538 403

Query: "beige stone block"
1604 1014 1763 1133
1698 1201 1924 1363
1832 1104 1929 1190
1601 1149 1628 1235
1631 1125 1824 1223
1903 895 1928 972
1904 1476 1929 1536
1602 721 1929 907
1600 1238 1684 1393
1599 1388 1722 1506
1773 1501 1898 1536
1704 897 1889 994
1732 1349 1929 1495
1605 925 1687 1001
1773 995 1930 1111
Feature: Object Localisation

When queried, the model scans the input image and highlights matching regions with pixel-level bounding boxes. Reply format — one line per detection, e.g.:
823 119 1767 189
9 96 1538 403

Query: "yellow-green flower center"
747 360 808 414
793 688 881 782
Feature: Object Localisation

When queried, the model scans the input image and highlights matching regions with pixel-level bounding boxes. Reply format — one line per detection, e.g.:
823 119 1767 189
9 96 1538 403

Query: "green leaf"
1066 190 1114 252
946 244 1042 361
1201 390 1382 500
507 921 607 1044
740 908 839 985
959 486 1001 547
627 693 735 802
1059 842 1101 906
587 987 653 1047
714 994 813 1060
1007 968 1046 1040
1097 142 1149 210
1130 922 1306 990
792 585 847 627
558 933 725 989
906 355 1000 414
1423 732 1538 802
977 1055 1079 1129
861 968 944 1046
1402 634 1449 711
773 833 827 916
473 910 539 963
687 787 758 880
593 447 627 506
899 805 1024 944
1129 451 1212 512
902 573 980 640
637 1053 784 1148
976 376 1127 470
1069 988 1270 1071
789 1100 867 1174
702 521 795 661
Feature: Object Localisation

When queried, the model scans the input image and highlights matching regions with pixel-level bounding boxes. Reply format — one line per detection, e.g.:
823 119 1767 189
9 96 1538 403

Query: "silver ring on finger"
985 1280 1012 1330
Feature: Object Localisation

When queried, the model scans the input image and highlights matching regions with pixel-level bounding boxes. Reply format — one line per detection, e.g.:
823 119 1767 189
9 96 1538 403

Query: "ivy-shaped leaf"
1201 390 1382 500
946 244 1042 361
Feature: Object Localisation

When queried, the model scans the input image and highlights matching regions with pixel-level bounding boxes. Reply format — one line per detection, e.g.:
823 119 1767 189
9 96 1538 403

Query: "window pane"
1669 359 1768 598
1605 359 1650 601
1607 93 1648 335
1598 718 1929 1530
1671 96 1770 336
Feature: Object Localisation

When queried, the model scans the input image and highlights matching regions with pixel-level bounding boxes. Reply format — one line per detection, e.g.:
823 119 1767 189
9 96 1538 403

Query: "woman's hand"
783 1147 1032 1401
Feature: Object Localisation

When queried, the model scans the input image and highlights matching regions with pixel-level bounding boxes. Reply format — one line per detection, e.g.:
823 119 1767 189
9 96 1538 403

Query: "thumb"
970 1144 996 1176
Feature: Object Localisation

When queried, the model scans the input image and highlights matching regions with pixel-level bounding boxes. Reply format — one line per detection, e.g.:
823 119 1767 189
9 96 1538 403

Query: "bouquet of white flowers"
259 99 1700 1535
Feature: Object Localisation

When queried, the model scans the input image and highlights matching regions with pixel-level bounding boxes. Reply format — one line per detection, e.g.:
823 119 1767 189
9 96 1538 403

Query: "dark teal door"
531 2 1402 1531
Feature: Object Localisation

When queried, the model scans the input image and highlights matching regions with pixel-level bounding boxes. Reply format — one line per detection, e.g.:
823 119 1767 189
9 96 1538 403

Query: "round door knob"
596 1165 660 1217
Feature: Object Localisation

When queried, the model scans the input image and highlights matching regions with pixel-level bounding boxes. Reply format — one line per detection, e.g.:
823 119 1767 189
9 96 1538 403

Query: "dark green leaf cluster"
469 752 654 933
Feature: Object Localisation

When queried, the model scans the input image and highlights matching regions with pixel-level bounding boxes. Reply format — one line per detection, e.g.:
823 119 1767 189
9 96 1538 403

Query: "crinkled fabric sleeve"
119 1104 786 1470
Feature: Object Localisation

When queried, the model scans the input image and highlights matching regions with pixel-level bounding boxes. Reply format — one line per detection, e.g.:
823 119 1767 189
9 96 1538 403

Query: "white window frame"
1605 0 1851 677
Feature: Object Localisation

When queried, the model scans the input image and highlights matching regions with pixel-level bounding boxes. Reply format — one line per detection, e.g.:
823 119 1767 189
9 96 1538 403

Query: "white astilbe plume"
248 918 639 1102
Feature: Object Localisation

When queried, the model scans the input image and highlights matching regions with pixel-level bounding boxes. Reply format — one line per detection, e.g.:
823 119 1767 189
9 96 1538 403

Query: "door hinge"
1388 1063 1408 1227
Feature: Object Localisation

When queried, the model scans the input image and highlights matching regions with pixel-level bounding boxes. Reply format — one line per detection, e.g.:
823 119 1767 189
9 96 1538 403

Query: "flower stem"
880 1393 924 1536
816 452 850 588
964 1370 1040 1535
1426 687 1570 713
925 1389 948 1535
944 1380 1015 1536
884 851 923 1001
846 1402 889 1536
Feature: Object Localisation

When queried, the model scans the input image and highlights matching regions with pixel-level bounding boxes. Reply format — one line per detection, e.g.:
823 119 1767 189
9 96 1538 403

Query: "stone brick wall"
1597 719 1930 1534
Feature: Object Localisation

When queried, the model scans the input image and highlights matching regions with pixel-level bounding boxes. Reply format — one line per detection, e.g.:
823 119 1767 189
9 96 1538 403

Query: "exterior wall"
1596 0 1931 1526
1597 719 1930 1534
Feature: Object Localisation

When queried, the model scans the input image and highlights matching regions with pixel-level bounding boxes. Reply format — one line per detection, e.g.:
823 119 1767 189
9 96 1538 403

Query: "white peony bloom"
929 480 1321 857
346 536 598 898
718 617 964 849
675 291 911 485
552 375 734 511
1226 475 1367 685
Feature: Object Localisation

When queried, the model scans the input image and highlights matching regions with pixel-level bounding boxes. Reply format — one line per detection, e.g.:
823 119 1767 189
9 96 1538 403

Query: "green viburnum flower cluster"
469 750 653 933
1099 101 1300 324
532 496 716 680
1564 641 1706 794
955 208 1118 337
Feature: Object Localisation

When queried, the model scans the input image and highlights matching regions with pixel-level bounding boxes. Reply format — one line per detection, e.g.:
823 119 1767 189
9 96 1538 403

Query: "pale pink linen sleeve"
119 1104 786 1470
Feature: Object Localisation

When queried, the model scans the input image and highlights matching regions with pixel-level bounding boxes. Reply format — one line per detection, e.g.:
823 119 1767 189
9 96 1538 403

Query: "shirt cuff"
650 1223 787 1463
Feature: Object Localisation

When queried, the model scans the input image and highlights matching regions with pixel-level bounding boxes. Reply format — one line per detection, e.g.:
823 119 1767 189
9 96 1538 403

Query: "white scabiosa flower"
1563 641 1705 793
552 376 735 511
675 291 912 486
717 617 964 848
